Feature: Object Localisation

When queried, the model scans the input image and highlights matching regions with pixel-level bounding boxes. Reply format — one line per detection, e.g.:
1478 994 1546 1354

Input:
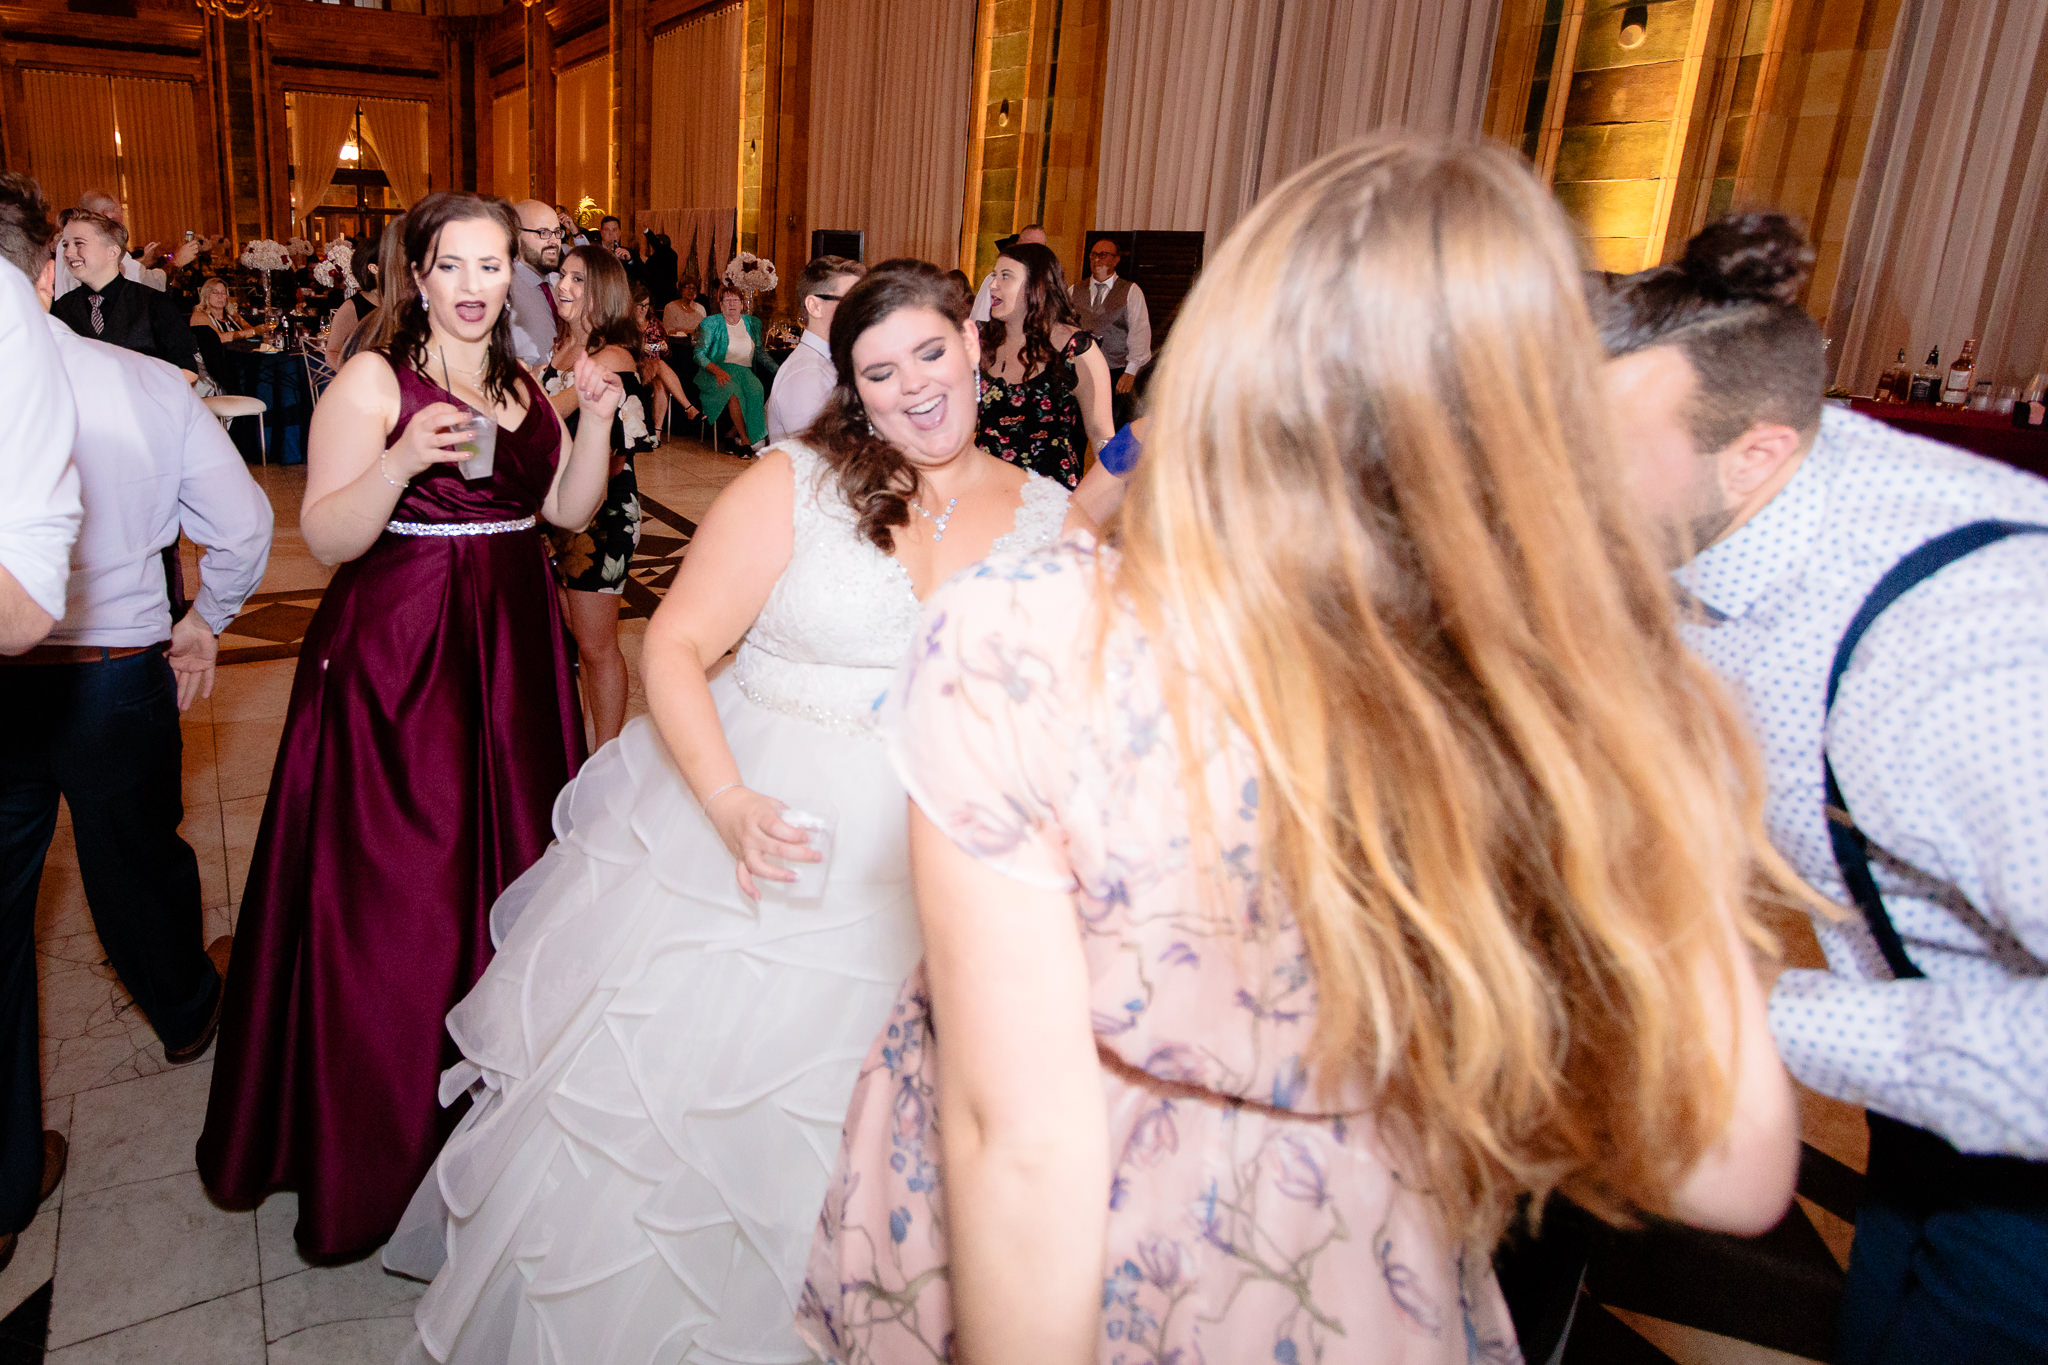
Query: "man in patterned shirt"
1597 213 2048 1363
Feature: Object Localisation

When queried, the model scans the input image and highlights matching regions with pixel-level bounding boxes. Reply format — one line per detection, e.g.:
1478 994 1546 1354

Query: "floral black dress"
977 330 1097 488
543 364 657 594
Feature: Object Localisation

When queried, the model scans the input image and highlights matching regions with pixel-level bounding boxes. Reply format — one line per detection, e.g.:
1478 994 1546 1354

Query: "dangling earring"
866 416 878 439
974 371 983 405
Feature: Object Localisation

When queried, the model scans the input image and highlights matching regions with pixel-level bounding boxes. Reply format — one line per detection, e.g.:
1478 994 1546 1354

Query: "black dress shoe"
165 935 234 1065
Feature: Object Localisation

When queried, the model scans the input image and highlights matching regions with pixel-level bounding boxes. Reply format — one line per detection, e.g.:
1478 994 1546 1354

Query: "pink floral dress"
800 538 1519 1364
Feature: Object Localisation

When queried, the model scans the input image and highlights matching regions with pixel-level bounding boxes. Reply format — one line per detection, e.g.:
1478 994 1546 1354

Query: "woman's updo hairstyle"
809 259 974 551
1595 212 1824 451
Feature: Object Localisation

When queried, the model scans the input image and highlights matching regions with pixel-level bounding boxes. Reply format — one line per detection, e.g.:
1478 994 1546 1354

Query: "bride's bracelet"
702 781 742 810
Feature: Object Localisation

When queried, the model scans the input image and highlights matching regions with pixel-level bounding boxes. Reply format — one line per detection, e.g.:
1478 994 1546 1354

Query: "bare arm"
0 565 57 655
1070 341 1115 454
640 451 815 896
300 353 470 565
538 353 622 531
915 808 1106 1365
1665 913 1800 1236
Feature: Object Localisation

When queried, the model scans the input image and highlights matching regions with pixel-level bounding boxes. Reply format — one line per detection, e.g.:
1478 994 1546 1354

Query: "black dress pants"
0 648 221 1234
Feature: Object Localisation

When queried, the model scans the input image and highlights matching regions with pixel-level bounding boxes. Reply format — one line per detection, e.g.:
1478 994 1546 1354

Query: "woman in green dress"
693 284 778 454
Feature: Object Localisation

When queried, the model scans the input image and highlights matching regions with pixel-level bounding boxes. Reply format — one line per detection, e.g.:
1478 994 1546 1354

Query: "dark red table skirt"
1849 399 2048 480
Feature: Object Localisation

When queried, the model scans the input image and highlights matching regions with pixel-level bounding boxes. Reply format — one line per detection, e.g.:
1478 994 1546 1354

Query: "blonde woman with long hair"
801 138 1806 1362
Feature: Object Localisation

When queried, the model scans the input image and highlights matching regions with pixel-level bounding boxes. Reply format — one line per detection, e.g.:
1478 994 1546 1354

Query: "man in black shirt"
50 210 199 377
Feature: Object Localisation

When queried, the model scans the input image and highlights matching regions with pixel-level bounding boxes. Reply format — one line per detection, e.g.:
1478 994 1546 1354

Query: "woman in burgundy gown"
197 194 622 1259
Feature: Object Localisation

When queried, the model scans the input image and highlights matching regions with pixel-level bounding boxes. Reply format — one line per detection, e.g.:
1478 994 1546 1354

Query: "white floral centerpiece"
722 252 777 309
240 238 291 310
311 239 355 294
286 236 314 259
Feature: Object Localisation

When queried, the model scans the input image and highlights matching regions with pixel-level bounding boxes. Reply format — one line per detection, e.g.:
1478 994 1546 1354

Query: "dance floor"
9 436 1865 1363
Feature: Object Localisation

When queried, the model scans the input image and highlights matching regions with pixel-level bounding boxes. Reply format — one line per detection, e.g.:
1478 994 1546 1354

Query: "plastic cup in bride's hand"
449 410 497 480
771 799 837 903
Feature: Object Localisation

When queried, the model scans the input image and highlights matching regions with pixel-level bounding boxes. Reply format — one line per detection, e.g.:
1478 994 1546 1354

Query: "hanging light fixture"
1618 4 1650 49
998 98 1011 128
339 137 360 163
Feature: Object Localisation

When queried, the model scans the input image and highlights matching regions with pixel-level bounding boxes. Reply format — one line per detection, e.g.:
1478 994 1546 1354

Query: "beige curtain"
557 56 613 216
109 77 203 247
635 207 736 288
289 91 361 232
651 3 743 212
1827 0 2048 395
360 97 431 208
18 70 119 220
494 87 529 199
808 0 975 265
1094 0 1498 241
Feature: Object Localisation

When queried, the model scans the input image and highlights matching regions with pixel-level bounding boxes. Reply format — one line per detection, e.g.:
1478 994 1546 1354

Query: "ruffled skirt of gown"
384 675 920 1365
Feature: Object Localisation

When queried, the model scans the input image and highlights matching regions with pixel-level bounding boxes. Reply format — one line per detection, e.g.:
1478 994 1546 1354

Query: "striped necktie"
89 293 106 335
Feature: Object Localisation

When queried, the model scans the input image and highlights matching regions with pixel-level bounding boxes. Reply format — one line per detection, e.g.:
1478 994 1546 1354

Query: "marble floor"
11 434 1870 1364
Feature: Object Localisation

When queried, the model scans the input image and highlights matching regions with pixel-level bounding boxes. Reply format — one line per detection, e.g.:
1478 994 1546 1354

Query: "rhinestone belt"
385 515 539 538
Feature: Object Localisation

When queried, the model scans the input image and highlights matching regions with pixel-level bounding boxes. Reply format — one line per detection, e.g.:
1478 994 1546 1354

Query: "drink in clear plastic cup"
451 409 497 480
774 799 837 902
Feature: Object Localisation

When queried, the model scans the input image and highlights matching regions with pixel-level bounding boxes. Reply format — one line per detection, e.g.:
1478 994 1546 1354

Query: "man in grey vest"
1071 235 1151 427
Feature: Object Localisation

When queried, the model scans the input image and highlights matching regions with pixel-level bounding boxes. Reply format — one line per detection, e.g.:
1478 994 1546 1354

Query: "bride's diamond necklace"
911 496 958 542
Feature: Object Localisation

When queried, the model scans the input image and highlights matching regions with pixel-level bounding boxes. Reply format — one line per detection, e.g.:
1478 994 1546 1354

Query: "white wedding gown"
385 441 1070 1365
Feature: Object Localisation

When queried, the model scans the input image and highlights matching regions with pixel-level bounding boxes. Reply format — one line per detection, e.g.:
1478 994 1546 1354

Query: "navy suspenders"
1822 519 2048 979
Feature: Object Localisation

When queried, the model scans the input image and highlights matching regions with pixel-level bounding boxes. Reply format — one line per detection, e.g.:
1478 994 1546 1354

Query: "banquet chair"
204 394 268 465
303 347 338 402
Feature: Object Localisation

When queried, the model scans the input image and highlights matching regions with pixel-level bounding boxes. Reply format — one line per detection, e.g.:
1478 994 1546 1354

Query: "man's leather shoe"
165 935 234 1065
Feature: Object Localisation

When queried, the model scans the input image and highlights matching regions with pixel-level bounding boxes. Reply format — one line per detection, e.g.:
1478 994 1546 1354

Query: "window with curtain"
359 98 431 209
557 56 612 218
494 87 530 200
650 5 743 212
18 70 205 245
288 90 362 232
18 70 119 221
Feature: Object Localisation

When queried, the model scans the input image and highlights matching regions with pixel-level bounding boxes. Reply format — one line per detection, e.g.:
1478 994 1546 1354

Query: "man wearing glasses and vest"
1071 235 1151 429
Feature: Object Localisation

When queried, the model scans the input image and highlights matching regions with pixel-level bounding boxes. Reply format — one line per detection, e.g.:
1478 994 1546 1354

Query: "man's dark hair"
600 215 620 229
797 254 864 310
0 172 56 279
1596 213 1825 451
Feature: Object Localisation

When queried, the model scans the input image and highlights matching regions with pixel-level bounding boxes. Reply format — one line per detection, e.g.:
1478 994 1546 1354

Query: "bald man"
970 223 1047 323
507 198 564 366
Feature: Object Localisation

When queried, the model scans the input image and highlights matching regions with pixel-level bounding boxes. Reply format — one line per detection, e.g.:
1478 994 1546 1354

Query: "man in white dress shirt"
1600 213 2048 1364
969 223 1046 324
766 255 863 443
0 178 273 1262
1070 235 1151 427
50 189 195 299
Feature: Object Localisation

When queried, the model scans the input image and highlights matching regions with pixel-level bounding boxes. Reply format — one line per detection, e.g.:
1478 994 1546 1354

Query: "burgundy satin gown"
198 358 587 1258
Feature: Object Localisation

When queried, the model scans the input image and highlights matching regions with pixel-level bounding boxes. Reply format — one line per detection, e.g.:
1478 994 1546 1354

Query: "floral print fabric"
977 331 1096 489
543 364 654 594
800 538 1519 1364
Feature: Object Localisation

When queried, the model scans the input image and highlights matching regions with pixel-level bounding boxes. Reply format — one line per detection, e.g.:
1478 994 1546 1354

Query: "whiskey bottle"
1907 346 1941 405
1876 348 1909 402
1941 338 1978 407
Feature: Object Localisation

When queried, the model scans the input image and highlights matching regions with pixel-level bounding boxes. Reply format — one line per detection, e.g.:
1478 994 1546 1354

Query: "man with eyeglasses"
766 255 864 443
507 199 564 367
1070 234 1150 427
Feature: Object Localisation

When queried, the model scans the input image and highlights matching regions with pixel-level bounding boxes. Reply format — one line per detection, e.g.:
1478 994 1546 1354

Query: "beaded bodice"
730 442 1069 737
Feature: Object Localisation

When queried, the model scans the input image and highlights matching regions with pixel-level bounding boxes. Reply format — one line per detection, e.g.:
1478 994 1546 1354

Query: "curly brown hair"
806 259 974 551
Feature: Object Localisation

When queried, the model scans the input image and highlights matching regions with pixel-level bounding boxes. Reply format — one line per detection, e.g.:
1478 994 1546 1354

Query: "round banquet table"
218 341 312 466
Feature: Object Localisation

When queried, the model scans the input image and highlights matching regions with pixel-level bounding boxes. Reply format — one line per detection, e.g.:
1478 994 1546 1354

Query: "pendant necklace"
911 496 958 543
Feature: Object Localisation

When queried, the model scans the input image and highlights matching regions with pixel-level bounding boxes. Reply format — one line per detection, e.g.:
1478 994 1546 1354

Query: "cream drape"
18 70 119 221
360 98 431 208
1094 0 1498 240
289 91 362 232
557 56 613 216
651 4 742 212
494 88 529 199
109 78 204 247
1826 0 2048 394
808 0 975 265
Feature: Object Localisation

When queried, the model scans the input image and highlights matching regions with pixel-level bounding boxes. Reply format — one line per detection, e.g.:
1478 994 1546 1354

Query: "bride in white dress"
384 260 1074 1364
